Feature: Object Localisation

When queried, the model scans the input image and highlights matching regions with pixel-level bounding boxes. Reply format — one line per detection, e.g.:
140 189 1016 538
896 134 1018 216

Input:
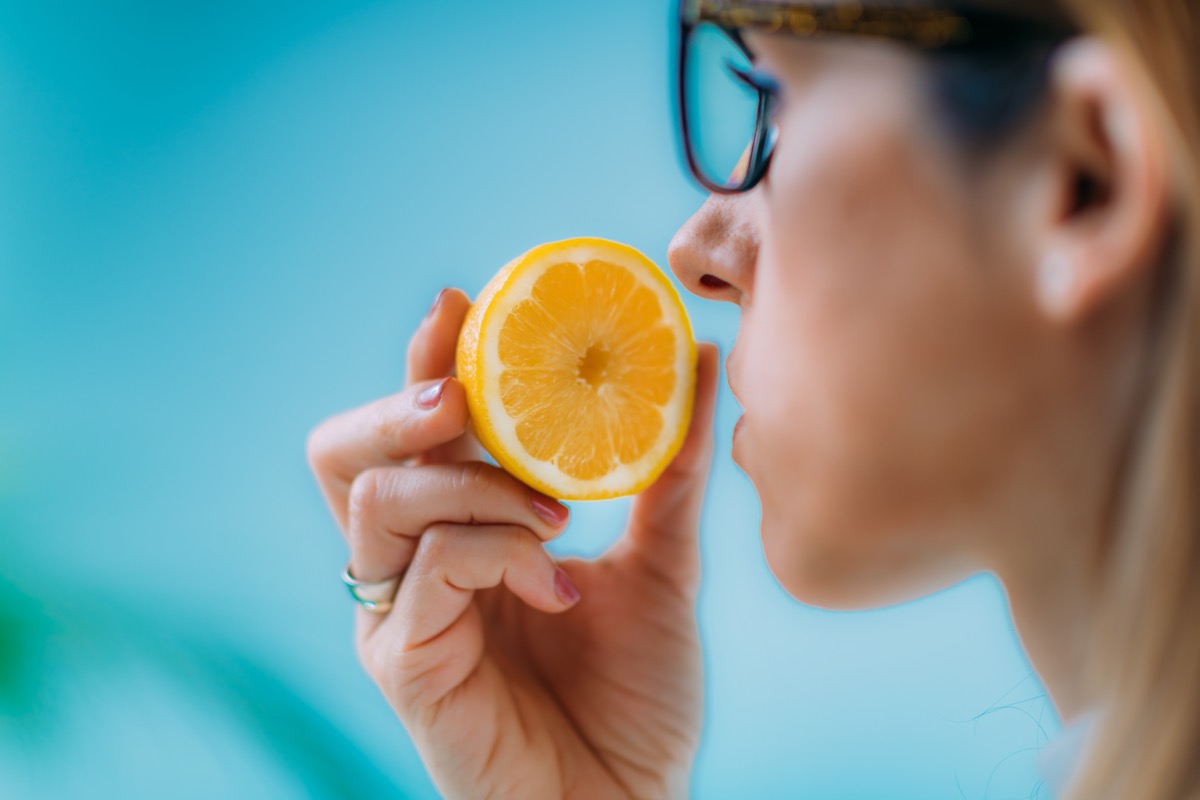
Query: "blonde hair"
1053 1 1200 797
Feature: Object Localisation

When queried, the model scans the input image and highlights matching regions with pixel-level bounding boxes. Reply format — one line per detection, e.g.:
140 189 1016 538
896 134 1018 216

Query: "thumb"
618 342 720 590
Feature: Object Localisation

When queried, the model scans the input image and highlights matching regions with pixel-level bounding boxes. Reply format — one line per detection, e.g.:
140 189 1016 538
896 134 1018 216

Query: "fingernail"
554 568 581 606
530 491 569 527
426 288 449 320
416 378 448 409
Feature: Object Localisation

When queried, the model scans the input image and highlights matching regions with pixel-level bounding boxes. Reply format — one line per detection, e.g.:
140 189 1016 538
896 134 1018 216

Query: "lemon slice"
456 238 696 500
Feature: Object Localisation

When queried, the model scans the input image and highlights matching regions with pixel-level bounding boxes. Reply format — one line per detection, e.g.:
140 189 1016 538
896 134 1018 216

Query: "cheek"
737 96 1033 606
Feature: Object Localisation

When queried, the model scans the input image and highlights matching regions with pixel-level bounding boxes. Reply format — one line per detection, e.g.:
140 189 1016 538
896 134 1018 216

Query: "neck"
998 548 1098 723
992 276 1155 724
987 402 1114 723
989 386 1126 724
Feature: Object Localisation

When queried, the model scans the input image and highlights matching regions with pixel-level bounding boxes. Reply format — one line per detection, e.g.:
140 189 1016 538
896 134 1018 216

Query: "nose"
667 191 761 306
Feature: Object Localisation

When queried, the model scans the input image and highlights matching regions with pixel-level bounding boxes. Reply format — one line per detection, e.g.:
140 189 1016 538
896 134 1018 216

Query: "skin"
308 18 1171 800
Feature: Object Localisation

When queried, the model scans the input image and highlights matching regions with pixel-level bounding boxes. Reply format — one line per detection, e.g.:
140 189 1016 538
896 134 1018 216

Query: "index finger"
307 378 469 530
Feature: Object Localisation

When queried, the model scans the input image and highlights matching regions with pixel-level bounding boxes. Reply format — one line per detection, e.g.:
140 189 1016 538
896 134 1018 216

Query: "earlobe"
1036 250 1077 321
1032 38 1170 326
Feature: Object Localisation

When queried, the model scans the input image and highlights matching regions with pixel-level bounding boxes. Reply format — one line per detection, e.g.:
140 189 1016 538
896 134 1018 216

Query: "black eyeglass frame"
675 0 1080 195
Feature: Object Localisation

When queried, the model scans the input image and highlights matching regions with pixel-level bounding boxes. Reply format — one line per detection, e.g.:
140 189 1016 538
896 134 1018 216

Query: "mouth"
726 348 749 462
724 348 745 408
731 413 749 472
724 344 751 470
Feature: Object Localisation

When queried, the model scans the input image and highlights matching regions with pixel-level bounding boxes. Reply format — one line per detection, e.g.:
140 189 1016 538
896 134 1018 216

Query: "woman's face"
670 32 1053 609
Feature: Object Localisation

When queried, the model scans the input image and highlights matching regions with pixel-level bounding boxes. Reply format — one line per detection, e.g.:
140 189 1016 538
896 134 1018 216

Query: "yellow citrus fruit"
455 238 696 500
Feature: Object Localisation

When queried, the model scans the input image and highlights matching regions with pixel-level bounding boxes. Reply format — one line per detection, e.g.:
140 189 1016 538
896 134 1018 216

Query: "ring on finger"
341 565 402 614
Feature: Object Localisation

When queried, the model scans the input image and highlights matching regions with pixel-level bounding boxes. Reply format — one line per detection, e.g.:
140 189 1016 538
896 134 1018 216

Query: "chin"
759 514 944 612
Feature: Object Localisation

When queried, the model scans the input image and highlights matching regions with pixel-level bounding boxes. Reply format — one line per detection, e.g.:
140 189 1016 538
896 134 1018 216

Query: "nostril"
700 274 730 290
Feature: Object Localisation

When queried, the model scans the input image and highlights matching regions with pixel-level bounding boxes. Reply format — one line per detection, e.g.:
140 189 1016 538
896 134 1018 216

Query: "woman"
308 1 1200 797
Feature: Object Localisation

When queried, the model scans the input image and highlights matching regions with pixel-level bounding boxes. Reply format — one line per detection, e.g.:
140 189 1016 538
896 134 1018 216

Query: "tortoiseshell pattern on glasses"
686 1 1078 50
689 1 978 49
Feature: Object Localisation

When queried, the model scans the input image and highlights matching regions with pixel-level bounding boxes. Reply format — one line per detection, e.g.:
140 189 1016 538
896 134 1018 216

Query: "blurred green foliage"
0 563 407 799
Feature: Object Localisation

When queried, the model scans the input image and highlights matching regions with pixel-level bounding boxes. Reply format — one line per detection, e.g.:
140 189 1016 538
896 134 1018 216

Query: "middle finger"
346 461 571 583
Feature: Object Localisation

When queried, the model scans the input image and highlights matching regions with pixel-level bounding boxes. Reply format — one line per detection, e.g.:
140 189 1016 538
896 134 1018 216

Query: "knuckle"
415 522 457 563
305 422 335 476
347 469 386 543
369 401 405 455
378 639 446 714
386 467 424 511
360 638 424 708
454 460 497 498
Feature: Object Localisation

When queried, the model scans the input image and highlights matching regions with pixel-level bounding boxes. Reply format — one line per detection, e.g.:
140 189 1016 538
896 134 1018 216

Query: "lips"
724 347 745 408
725 346 752 469
731 413 749 473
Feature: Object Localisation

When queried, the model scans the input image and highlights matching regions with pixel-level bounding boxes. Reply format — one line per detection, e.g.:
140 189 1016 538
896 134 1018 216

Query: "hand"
307 288 720 799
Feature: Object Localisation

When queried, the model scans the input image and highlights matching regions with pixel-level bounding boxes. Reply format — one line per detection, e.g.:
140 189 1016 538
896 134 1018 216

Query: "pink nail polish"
554 568 581 606
416 378 448 409
530 491 569 527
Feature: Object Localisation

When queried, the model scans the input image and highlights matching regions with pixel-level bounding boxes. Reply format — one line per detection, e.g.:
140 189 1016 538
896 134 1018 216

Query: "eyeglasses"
675 0 1079 195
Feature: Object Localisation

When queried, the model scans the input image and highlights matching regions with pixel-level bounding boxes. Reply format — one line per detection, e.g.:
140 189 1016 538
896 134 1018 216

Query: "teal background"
0 1 1060 797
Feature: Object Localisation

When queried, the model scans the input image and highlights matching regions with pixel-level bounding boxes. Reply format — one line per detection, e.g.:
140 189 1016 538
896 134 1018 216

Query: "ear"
1032 38 1171 324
